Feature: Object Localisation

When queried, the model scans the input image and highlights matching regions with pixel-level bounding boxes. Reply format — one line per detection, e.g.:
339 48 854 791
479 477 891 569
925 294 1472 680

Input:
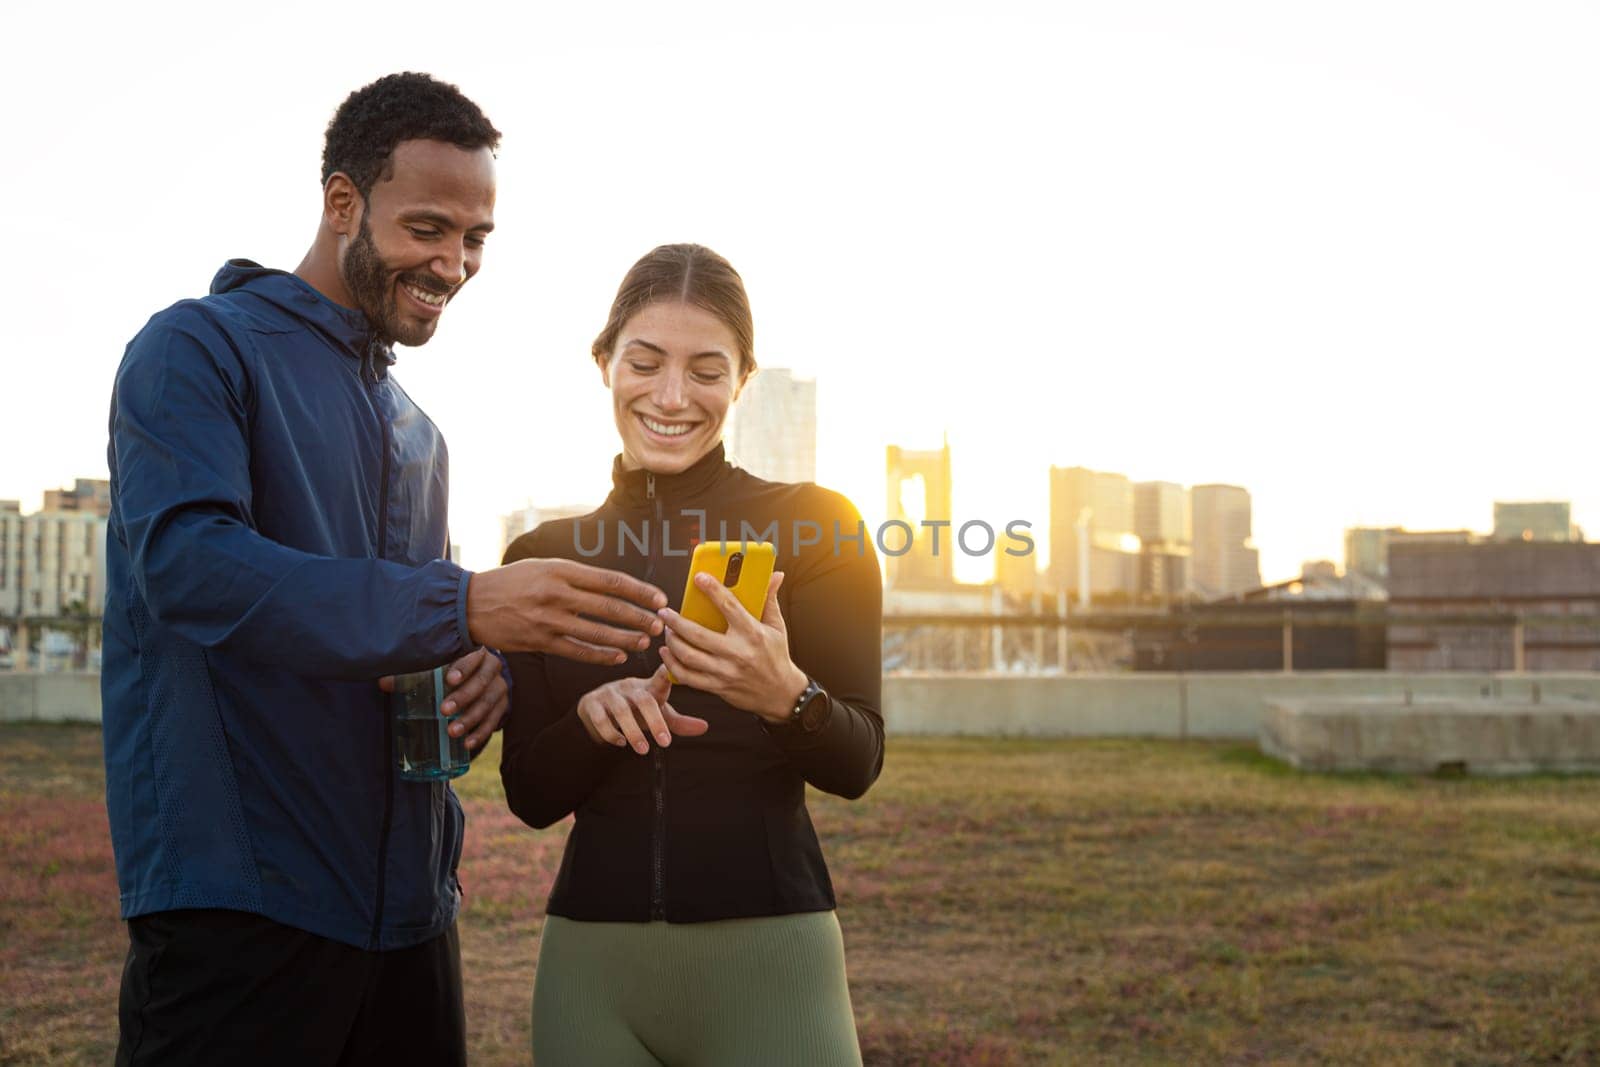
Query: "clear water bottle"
391 666 470 781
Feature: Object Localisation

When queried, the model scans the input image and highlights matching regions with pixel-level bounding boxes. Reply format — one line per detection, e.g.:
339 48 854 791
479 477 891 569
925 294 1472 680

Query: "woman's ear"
597 353 612 389
733 364 756 401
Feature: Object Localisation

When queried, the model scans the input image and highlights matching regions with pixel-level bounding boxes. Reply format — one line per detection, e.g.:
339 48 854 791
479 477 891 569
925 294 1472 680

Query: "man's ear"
323 172 362 238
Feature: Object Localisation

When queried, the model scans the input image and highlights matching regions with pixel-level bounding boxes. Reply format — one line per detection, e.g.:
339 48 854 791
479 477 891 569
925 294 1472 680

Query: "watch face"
796 687 829 732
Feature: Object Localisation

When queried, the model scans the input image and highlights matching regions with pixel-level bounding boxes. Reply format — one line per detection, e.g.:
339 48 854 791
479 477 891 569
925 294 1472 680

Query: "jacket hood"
210 259 396 377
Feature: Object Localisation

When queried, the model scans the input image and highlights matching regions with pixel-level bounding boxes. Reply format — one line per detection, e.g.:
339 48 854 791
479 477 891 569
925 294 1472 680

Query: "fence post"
1282 613 1294 674
1032 591 1044 671
990 586 1003 671
1057 589 1069 673
1512 614 1526 673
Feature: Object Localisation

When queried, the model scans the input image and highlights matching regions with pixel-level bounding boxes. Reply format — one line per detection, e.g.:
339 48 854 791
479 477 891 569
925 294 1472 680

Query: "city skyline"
9 459 1588 586
4 5 1596 585
7 467 1585 605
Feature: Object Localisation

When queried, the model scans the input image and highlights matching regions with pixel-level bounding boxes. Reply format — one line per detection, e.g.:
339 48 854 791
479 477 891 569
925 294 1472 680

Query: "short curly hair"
321 72 501 198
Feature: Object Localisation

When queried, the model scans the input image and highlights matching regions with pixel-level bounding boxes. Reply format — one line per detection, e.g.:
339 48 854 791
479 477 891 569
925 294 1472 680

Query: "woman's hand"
576 666 710 754
658 572 809 724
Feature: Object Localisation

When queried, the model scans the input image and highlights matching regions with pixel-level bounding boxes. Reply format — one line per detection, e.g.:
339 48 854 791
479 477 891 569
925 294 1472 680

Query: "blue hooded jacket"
102 260 477 950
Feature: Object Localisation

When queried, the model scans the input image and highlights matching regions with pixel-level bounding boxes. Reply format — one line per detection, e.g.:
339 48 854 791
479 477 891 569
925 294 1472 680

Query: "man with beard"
102 73 703 1066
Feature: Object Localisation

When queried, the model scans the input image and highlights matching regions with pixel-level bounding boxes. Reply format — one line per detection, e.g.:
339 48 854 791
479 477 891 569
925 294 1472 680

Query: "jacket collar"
210 259 397 381
607 442 733 510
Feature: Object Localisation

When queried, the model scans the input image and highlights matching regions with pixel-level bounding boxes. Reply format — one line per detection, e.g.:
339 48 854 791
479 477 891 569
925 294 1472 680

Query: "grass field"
3 724 1599 1065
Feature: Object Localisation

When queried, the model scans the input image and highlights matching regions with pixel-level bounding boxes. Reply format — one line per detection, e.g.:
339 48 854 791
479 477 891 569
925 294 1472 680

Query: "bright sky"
4 1 1595 583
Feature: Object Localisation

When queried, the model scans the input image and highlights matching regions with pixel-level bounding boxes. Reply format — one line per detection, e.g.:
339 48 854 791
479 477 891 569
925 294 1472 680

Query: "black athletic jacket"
500 443 884 923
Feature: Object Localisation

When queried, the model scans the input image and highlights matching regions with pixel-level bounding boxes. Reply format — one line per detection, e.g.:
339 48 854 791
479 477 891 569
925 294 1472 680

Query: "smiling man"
103 73 687 1066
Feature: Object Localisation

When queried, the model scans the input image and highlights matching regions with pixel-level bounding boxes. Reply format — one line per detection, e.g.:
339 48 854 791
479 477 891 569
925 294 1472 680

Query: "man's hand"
576 666 710 753
467 558 667 665
657 572 808 724
378 647 508 752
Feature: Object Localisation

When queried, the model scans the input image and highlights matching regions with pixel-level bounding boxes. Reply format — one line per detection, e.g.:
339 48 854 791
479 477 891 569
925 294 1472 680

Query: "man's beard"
341 215 452 347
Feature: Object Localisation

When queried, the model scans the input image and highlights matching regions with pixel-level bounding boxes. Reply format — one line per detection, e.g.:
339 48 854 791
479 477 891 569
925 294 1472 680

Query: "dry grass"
3 725 1599 1065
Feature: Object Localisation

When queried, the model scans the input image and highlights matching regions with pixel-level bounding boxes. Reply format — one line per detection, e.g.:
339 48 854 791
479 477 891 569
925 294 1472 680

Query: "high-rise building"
1190 484 1260 598
1493 501 1572 544
727 369 817 484
1049 466 1139 600
1139 544 1191 601
498 503 596 564
1133 481 1187 546
1134 480 1190 600
886 440 954 590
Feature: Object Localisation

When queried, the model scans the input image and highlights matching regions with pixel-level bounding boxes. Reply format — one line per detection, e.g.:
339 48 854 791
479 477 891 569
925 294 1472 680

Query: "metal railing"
882 608 1600 674
5 609 1598 674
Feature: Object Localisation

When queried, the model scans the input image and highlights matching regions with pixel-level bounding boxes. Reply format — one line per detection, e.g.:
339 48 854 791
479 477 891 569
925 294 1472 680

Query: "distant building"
1133 481 1187 546
1241 568 1386 603
1190 484 1260 598
42 478 111 518
994 541 1042 602
0 491 109 619
1049 466 1139 601
0 502 21 618
1134 480 1190 601
1493 501 1572 543
727 369 817 484
1301 560 1339 582
1388 541 1600 671
498 503 595 563
1344 526 1400 583
1139 544 1191 602
1344 526 1475 586
21 511 108 617
886 440 954 590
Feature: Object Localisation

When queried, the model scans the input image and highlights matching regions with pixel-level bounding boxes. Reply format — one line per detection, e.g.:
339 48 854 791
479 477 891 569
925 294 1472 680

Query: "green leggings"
531 911 863 1066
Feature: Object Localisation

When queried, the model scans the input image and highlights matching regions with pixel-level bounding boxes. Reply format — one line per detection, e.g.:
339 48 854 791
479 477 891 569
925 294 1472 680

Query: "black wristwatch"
773 676 830 734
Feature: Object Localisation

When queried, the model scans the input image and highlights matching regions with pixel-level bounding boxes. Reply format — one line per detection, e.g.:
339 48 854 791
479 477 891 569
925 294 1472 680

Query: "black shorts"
114 909 465 1067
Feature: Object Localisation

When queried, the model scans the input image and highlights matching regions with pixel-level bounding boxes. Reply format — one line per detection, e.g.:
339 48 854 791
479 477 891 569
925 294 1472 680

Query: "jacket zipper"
646 471 667 921
366 349 397 950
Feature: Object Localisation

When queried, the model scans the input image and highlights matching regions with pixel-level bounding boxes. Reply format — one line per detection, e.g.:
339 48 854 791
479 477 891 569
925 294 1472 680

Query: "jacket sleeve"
108 312 474 681
498 530 626 829
766 496 885 799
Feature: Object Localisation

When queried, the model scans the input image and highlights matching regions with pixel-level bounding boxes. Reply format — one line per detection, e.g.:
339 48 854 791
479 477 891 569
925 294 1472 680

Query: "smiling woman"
500 244 883 1066
591 244 758 474
604 301 742 474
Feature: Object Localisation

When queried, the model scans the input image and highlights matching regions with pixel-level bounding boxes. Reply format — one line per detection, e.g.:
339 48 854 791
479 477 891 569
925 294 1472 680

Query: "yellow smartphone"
679 541 777 633
668 541 776 684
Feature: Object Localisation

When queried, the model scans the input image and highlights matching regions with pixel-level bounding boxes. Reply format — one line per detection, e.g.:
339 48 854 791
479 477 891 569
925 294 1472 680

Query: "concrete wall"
0 672 102 723
7 670 1600 739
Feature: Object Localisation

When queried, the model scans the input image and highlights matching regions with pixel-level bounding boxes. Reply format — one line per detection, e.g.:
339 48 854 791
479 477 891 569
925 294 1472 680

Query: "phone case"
678 541 777 634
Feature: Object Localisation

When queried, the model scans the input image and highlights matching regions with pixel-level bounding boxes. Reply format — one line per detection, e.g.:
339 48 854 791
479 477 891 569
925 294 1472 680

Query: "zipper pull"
646 472 656 499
